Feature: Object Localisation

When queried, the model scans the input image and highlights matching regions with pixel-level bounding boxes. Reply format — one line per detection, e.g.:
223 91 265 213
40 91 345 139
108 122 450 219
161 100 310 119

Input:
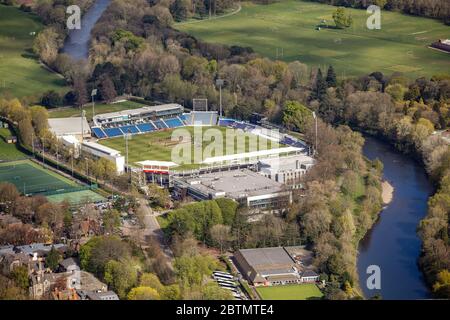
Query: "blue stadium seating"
92 127 107 139
120 125 140 134
191 112 217 126
136 123 155 133
219 119 235 127
182 113 192 125
104 127 123 137
153 120 167 129
164 118 184 128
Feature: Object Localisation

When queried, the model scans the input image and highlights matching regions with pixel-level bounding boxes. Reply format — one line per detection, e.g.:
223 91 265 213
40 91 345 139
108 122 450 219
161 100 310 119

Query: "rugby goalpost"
192 98 208 112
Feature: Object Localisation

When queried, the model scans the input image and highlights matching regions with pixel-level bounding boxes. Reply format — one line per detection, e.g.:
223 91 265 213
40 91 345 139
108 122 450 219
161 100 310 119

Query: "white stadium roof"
202 147 302 164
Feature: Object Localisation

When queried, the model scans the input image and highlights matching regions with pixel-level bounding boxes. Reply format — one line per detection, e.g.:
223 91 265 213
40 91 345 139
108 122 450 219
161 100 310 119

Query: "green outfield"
256 284 323 300
47 189 106 205
177 1 450 78
0 5 67 98
48 100 149 121
99 126 279 170
0 160 77 195
0 128 26 161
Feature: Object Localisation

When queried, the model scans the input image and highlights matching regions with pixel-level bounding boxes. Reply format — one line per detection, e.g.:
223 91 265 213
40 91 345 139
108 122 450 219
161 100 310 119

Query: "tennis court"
47 190 106 205
0 160 77 195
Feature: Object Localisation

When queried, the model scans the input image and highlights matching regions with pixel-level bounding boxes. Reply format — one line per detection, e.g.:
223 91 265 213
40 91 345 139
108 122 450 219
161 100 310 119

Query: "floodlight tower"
124 129 132 180
91 89 98 119
312 111 318 156
216 79 224 117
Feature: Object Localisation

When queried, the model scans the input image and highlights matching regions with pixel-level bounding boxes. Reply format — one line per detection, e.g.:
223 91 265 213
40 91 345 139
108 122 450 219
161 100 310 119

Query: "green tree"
127 286 160 300
282 100 312 133
214 198 238 226
104 259 138 298
11 266 29 290
46 246 61 271
326 66 337 88
332 7 353 29
174 254 219 288
103 209 121 234
201 282 233 300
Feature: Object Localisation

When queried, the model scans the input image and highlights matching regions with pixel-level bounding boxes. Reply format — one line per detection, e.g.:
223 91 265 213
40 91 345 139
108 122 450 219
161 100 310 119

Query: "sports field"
99 126 279 170
48 100 148 121
47 189 106 205
0 5 67 98
177 1 450 78
0 128 26 161
256 284 323 300
0 160 77 195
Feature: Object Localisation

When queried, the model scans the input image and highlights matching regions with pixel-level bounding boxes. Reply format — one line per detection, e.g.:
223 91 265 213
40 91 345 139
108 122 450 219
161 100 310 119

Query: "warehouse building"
234 247 319 287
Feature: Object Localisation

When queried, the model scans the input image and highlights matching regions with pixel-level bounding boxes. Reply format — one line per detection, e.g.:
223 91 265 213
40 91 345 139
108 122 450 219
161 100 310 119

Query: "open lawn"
0 127 26 161
0 5 67 98
99 126 279 170
0 160 77 195
48 100 148 121
177 1 450 78
256 284 323 300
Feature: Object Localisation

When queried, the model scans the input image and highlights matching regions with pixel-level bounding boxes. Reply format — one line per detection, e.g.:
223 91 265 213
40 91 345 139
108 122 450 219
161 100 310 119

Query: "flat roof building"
174 169 292 211
81 141 125 174
234 247 319 287
259 154 315 188
93 103 183 127
48 117 91 139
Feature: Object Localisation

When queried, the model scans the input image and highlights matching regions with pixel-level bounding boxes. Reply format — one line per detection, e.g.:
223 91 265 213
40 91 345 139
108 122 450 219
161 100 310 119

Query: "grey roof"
302 270 319 278
59 257 79 269
238 247 295 269
0 243 66 256
93 104 183 120
48 117 91 137
85 291 119 300
183 169 286 199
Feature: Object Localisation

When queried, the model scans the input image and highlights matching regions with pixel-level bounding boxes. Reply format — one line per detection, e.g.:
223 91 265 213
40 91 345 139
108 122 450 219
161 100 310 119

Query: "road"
138 198 174 263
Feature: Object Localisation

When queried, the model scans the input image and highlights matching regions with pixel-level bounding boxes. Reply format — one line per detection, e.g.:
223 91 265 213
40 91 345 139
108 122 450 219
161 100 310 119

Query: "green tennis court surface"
0 160 77 195
47 190 106 205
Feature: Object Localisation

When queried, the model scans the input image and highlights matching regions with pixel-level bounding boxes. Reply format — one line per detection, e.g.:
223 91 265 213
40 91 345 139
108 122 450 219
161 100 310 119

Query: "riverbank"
381 181 394 205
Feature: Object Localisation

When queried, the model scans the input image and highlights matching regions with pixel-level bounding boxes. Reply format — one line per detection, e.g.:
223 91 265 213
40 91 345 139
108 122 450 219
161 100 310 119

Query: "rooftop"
184 169 286 199
0 243 66 256
93 103 183 120
259 154 315 171
237 247 295 269
48 117 91 137
82 141 122 157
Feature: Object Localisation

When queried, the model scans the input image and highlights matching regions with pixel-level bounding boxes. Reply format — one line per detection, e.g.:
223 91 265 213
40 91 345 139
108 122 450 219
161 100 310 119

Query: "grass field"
47 189 106 205
0 127 26 161
256 284 323 300
0 5 67 98
177 1 450 78
99 126 279 170
0 160 77 194
48 100 148 121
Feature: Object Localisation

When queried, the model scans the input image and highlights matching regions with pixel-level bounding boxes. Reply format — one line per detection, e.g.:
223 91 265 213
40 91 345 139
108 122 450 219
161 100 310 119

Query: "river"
62 0 111 60
357 136 433 300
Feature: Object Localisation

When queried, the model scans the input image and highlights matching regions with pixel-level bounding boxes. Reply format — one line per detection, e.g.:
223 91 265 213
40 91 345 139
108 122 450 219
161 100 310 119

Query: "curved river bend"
358 136 432 299
62 0 111 60
63 0 433 301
